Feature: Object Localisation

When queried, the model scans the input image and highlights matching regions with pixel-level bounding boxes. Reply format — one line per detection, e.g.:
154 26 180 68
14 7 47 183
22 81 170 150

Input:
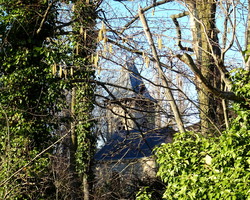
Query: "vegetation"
152 70 250 199
0 0 98 199
0 1 61 198
95 0 250 199
0 0 250 199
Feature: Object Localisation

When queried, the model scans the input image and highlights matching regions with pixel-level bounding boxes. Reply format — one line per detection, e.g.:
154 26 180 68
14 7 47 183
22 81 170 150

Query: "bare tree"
95 0 248 136
89 0 250 198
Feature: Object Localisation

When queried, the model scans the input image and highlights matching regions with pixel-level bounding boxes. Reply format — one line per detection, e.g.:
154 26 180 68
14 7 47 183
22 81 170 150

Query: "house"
94 58 174 199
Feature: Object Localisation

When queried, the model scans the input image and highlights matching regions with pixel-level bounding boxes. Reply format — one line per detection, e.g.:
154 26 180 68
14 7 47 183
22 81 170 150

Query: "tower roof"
111 59 155 101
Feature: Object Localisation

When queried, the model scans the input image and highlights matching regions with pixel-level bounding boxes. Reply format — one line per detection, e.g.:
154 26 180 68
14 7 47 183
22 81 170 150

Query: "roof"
110 59 155 101
94 127 174 161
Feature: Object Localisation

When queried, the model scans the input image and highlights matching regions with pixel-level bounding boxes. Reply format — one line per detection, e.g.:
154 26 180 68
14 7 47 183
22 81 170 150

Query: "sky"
94 0 248 132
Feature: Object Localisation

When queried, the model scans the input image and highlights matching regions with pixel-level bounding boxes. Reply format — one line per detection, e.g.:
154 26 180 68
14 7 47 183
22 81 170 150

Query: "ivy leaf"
204 155 212 165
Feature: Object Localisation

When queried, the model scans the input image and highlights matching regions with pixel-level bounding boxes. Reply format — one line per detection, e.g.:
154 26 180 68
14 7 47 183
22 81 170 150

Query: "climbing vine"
0 1 72 199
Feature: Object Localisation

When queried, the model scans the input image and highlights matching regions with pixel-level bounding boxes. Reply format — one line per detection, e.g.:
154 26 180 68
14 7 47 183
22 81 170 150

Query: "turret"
106 59 156 134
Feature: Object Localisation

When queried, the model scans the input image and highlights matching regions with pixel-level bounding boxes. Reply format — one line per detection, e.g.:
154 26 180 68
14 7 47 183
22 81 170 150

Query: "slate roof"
94 127 174 161
111 60 155 101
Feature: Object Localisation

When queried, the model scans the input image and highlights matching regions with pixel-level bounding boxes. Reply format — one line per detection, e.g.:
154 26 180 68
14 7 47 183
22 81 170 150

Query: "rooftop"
94 127 174 161
110 59 155 102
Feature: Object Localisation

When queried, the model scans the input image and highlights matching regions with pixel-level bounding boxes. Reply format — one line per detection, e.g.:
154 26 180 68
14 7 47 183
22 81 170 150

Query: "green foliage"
155 129 250 199
137 70 250 200
231 69 250 104
69 0 97 184
73 59 96 177
136 187 152 200
0 0 97 198
0 1 66 199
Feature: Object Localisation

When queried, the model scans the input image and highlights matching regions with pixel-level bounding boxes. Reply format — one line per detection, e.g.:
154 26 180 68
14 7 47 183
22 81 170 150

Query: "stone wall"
106 98 156 134
94 157 157 199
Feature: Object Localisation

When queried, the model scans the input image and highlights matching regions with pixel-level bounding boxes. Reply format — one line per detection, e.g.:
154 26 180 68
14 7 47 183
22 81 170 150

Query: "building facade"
94 59 174 199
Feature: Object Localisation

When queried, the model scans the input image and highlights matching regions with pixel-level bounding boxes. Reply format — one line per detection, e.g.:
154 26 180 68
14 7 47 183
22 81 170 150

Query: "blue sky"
95 0 248 129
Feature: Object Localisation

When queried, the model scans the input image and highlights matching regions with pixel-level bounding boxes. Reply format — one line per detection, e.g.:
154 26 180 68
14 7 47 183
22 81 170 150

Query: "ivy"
137 70 250 199
0 0 98 198
136 187 152 200
0 1 65 199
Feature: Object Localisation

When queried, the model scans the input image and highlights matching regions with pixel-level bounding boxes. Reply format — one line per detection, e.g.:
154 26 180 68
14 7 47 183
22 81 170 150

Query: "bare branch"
170 11 193 52
120 0 174 34
106 38 182 75
221 1 237 59
36 1 54 34
138 7 185 133
0 129 71 187
176 53 243 101
100 83 154 152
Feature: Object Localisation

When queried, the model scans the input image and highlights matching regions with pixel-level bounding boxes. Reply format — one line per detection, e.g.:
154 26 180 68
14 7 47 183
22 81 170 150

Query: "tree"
93 0 249 198
70 1 98 199
152 69 250 199
0 0 100 199
176 0 224 134
96 0 248 134
0 0 62 198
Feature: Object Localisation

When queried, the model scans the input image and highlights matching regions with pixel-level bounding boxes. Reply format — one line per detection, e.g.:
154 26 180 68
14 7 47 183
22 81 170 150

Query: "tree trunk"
71 1 97 199
187 0 224 135
139 8 185 133
245 0 250 71
69 87 80 200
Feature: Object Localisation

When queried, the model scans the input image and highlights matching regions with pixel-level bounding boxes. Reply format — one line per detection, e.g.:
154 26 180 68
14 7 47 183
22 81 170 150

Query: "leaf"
204 155 212 165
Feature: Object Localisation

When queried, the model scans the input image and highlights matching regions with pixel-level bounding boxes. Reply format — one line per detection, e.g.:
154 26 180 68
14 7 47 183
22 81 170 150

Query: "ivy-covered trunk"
188 0 224 135
70 1 97 199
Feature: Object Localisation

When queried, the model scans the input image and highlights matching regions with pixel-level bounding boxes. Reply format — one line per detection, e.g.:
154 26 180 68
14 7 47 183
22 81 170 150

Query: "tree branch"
106 38 181 75
100 83 154 152
170 11 193 52
176 53 243 101
36 1 54 34
120 0 174 34
138 7 185 133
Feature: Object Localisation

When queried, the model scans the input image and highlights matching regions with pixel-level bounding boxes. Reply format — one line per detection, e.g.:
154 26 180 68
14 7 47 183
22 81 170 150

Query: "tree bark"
245 0 250 71
187 0 224 135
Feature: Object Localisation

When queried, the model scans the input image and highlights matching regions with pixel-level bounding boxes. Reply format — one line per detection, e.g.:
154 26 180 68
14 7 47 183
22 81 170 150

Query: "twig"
36 1 54 34
170 11 193 52
120 0 174 34
0 130 70 187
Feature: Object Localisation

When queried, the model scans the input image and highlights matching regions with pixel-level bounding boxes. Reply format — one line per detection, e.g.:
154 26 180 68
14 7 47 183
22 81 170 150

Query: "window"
117 121 126 131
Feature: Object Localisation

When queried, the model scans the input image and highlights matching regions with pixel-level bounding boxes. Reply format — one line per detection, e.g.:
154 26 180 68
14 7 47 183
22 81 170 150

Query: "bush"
137 70 250 199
